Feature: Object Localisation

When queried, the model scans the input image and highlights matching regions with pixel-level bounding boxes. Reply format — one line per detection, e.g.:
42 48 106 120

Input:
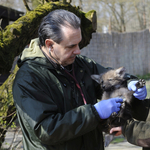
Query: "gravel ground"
105 141 142 150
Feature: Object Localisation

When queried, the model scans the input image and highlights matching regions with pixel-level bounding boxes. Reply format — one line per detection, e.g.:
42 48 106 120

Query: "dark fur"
91 67 145 133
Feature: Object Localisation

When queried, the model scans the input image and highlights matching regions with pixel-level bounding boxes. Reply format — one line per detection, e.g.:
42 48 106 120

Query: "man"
13 9 147 150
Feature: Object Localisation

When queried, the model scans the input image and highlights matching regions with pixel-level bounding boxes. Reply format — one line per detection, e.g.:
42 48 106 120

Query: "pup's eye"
100 80 103 84
108 79 112 81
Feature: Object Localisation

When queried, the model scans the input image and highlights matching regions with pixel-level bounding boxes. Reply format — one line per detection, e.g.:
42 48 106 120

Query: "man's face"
51 26 82 66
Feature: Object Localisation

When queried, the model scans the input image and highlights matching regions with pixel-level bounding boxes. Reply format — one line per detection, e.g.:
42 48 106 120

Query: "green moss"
85 10 96 20
0 65 18 147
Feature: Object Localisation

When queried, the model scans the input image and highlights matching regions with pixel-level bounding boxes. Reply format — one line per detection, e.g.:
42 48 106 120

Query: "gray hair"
38 9 81 46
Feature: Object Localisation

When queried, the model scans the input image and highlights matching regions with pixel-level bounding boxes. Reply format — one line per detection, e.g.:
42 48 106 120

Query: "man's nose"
74 45 81 55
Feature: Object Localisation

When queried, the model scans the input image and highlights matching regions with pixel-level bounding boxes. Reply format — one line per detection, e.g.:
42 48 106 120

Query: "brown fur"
91 67 145 133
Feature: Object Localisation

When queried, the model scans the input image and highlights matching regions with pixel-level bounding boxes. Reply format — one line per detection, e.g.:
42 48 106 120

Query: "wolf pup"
91 67 145 146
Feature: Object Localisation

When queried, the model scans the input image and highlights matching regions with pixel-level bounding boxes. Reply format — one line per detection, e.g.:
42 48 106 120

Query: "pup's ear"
91 74 101 84
116 67 126 77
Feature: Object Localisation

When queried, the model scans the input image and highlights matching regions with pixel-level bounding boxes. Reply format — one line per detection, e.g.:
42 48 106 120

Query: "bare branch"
23 0 31 11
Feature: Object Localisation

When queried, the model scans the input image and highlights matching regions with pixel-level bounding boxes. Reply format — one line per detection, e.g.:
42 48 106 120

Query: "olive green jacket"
13 38 110 150
122 99 150 150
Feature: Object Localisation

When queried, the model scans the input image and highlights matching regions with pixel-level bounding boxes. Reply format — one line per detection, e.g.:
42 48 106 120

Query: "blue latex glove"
128 81 147 100
94 98 123 119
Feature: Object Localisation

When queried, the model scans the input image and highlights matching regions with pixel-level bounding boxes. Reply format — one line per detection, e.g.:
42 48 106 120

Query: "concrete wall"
81 29 150 75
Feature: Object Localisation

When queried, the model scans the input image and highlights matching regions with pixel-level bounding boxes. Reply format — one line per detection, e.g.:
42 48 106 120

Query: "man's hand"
110 127 122 136
94 98 123 119
128 81 147 100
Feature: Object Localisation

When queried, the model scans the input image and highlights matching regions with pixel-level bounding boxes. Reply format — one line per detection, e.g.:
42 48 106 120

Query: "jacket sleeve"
13 72 101 145
122 118 150 147
122 99 150 147
130 99 150 121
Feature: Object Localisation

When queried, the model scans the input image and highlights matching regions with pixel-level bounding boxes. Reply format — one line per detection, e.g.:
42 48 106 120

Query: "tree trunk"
0 1 97 147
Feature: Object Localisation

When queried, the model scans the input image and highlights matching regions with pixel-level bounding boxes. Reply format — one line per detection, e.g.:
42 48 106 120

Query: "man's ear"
45 39 54 49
